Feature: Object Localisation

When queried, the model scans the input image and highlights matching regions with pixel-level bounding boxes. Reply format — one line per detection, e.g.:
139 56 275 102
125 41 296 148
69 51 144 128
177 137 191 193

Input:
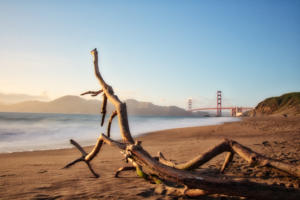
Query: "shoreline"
0 121 239 155
1 116 300 199
0 116 240 154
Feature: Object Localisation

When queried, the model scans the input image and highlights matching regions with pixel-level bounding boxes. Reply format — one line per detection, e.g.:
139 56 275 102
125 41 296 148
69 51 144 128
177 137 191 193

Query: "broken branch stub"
100 94 107 126
64 49 300 199
107 110 117 138
81 90 103 97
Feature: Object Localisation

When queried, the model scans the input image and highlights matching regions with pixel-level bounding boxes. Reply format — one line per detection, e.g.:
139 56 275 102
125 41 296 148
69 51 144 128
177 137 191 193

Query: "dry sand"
0 116 300 199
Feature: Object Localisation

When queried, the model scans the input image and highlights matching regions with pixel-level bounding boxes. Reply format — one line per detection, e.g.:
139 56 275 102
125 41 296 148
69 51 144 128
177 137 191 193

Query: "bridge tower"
216 91 222 117
188 98 192 110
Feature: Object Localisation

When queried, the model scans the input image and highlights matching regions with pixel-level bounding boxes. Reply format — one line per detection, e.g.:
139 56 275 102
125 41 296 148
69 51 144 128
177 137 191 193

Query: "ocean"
0 112 240 153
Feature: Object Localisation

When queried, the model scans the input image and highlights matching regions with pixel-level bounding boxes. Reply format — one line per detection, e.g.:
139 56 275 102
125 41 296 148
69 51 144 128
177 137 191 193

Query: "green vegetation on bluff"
251 92 300 116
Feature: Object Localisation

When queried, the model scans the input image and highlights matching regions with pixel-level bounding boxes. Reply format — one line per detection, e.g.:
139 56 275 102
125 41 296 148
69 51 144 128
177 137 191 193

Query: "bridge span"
187 91 253 117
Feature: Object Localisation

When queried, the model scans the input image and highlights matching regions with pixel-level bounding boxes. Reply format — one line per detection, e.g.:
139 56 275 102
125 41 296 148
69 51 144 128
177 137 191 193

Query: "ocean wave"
0 112 240 153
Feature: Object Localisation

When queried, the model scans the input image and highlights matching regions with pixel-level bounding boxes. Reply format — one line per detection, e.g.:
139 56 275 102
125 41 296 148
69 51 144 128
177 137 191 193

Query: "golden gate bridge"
187 91 253 117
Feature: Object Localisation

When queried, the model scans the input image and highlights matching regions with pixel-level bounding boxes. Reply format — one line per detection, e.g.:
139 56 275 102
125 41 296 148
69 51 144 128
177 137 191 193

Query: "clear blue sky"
0 0 299 108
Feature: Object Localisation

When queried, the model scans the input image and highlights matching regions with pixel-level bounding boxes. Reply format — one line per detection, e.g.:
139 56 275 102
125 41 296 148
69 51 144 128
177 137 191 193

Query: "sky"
0 0 299 109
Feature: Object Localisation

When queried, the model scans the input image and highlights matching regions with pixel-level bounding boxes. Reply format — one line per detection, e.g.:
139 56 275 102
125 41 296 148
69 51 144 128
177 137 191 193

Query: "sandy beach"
1 116 300 200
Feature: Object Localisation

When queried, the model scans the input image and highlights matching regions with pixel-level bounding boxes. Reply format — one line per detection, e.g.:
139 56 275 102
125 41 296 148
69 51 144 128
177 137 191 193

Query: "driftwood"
64 48 300 199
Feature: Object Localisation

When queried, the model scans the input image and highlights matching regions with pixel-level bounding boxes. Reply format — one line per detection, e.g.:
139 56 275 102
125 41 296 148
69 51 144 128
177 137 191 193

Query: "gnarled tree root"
63 48 300 199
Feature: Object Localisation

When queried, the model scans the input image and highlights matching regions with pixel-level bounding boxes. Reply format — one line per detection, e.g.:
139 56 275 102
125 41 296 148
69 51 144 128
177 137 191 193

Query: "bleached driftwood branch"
158 139 300 177
64 49 300 199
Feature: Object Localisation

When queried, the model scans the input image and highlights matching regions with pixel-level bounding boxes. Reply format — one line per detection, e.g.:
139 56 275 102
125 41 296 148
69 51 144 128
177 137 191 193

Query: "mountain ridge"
0 95 206 117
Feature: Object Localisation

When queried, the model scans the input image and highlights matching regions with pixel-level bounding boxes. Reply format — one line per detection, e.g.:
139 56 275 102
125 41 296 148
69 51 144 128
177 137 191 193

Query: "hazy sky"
0 0 299 108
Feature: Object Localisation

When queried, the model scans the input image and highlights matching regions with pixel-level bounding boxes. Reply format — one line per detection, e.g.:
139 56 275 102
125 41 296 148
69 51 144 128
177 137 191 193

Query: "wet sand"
0 116 300 199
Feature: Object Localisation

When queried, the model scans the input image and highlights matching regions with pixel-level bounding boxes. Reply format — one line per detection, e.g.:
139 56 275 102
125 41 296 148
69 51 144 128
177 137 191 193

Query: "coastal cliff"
248 92 300 116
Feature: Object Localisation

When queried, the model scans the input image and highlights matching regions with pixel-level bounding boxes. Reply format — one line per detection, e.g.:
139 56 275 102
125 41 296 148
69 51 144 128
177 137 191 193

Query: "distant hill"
0 95 206 117
0 92 49 104
0 96 100 114
248 92 300 116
